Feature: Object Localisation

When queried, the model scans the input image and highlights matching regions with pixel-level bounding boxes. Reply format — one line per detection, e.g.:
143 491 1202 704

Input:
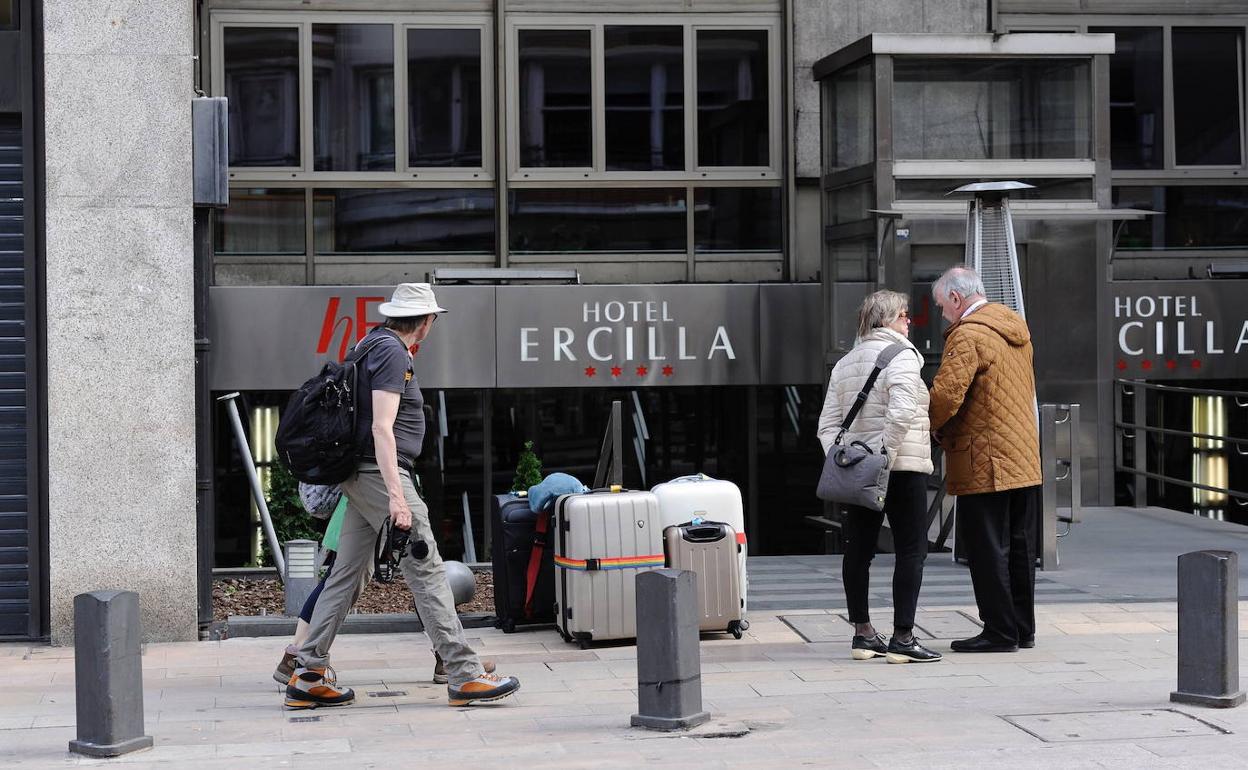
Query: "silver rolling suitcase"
663 522 749 639
554 488 665 648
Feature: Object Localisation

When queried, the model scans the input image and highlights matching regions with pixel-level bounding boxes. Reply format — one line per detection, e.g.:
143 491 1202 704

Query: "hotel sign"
208 284 820 391
1112 281 1248 380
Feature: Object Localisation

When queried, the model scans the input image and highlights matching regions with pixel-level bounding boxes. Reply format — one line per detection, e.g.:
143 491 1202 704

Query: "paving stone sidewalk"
6 598 1248 769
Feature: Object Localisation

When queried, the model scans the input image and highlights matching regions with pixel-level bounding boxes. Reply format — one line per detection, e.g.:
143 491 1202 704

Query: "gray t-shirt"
355 329 425 465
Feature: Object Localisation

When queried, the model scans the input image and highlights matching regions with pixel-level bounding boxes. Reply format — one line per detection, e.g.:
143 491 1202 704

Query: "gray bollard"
1171 550 1245 708
283 540 320 617
631 569 710 731
68 591 154 757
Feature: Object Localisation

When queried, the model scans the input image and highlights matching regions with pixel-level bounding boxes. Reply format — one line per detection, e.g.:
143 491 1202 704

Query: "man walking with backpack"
285 283 520 709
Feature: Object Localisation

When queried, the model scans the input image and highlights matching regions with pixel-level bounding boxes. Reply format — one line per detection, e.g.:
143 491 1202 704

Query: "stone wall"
44 1 198 643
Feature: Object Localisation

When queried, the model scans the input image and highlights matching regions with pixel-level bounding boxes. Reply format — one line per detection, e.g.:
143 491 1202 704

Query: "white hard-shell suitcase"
554 488 665 648
651 474 748 613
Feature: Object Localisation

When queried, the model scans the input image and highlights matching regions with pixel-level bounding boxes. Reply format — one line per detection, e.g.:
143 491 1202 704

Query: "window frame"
1001 14 1248 178
210 11 496 184
505 14 781 182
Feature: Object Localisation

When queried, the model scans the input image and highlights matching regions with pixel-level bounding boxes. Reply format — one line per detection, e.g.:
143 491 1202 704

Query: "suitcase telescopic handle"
682 525 727 542
586 485 625 494
669 474 711 484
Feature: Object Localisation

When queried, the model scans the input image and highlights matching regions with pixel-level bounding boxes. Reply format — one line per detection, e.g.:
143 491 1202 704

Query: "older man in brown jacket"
930 266 1042 653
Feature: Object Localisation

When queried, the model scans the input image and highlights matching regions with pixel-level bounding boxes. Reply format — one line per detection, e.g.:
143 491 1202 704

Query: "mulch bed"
212 570 495 622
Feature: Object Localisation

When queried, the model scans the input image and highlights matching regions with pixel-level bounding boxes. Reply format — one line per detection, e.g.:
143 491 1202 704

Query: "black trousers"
957 486 1040 644
842 471 929 633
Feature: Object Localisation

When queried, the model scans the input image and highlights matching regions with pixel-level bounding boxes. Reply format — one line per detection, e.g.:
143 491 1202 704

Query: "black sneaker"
851 633 888 660
885 637 943 664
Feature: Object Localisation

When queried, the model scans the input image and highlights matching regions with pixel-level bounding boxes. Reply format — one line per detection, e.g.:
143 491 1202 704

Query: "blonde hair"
857 290 909 339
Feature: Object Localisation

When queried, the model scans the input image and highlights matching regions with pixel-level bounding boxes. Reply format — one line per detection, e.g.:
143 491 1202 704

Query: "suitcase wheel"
500 618 517 634
578 638 590 650
728 620 748 640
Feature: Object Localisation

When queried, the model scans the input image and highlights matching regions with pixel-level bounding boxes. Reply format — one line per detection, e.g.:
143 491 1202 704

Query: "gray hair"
933 266 986 303
857 290 909 339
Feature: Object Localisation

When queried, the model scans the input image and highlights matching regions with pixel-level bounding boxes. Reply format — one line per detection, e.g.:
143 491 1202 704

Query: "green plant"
258 460 322 567
512 440 543 493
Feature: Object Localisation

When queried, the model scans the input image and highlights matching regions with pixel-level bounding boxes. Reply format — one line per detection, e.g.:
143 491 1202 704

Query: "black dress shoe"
851 633 888 660
1019 636 1035 649
950 634 1018 653
886 637 943 663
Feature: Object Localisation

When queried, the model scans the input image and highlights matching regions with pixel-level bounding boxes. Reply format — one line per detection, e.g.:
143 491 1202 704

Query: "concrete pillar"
44 2 198 643
68 591 153 757
631 569 710 731
1171 550 1245 708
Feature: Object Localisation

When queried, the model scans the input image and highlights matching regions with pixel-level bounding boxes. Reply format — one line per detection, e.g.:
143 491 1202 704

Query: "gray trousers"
296 463 481 685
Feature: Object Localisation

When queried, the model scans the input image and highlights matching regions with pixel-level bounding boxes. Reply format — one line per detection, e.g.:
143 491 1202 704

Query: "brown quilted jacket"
929 303 1041 496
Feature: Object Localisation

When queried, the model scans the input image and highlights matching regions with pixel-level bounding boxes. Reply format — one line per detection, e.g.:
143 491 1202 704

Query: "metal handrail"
1117 379 1248 400
1115 379 1248 509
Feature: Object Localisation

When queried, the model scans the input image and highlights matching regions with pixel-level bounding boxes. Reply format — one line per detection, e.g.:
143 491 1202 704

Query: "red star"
661 365 674 377
1116 359 1127 371
610 366 623 378
1165 360 1177 371
636 365 649 376
584 366 596 377
1141 359 1153 370
1192 359 1203 369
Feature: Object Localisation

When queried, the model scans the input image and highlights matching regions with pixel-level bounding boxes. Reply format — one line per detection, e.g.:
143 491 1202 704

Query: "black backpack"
275 333 395 484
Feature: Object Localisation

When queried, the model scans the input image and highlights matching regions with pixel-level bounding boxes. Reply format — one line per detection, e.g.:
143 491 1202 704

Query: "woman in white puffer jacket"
817 290 940 665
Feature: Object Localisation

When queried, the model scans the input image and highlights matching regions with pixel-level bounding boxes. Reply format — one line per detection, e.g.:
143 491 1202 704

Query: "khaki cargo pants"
296 463 482 684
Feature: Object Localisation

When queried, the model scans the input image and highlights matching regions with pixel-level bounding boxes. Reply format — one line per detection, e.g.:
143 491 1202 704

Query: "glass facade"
223 27 301 167
312 24 396 172
1093 27 1164 170
214 188 306 255
1114 186 1248 250
508 188 687 253
893 58 1092 160
604 26 684 171
697 29 769 167
825 59 873 173
517 29 593 168
407 28 483 168
894 177 1094 200
313 188 495 254
694 187 782 253
0 1 14 28
1173 28 1243 167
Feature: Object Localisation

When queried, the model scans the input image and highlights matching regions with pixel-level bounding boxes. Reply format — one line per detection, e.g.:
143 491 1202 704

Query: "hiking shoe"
273 648 298 685
447 672 520 706
850 633 888 660
433 653 496 685
285 667 354 710
885 637 943 664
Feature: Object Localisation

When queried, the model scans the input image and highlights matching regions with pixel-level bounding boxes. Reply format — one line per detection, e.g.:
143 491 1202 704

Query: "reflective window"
894 177 1093 200
223 27 301 167
697 30 769 167
825 60 873 172
829 236 873 282
695 187 781 252
1114 186 1248 250
313 188 495 253
509 189 686 252
1173 28 1243 166
605 26 684 171
312 24 395 171
1091 27 1164 170
214 189 306 255
0 1 15 28
893 58 1091 160
827 181 874 225
407 28 482 168
518 30 592 168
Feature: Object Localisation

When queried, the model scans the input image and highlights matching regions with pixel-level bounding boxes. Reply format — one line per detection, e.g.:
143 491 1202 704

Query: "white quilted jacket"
817 327 934 474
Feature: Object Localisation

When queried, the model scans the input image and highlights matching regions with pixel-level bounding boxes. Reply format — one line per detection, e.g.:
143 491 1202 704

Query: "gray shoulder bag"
815 343 908 511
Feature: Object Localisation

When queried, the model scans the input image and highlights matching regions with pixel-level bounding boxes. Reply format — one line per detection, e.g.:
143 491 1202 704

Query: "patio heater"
951 181 1034 319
